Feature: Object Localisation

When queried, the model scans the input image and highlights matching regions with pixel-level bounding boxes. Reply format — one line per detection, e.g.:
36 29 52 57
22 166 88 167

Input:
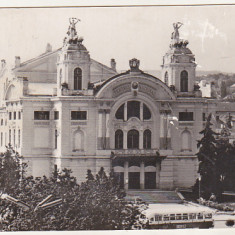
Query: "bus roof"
145 203 215 217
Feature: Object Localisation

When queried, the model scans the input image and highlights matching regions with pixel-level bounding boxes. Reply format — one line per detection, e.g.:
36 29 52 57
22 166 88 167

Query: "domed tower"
161 22 197 96
57 18 91 96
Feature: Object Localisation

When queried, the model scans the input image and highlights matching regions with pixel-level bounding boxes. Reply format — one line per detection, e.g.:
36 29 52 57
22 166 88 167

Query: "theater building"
0 19 234 190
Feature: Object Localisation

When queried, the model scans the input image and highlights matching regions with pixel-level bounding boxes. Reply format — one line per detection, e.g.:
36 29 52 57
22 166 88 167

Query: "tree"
0 144 27 194
0 155 147 231
195 114 220 199
194 113 235 201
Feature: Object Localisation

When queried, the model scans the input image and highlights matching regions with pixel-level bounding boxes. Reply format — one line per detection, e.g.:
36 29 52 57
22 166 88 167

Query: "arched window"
143 129 151 149
180 70 188 92
164 71 169 86
181 130 191 151
115 102 151 121
115 104 124 120
127 129 139 149
73 130 84 151
74 67 82 90
115 130 123 149
127 101 140 120
143 104 151 120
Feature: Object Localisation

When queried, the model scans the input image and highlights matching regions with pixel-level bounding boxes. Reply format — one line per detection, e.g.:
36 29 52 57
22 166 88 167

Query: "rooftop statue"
171 22 183 42
170 22 189 49
64 18 83 46
67 18 80 39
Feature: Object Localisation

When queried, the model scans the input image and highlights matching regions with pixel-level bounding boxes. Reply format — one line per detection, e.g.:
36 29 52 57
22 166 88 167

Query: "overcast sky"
1 5 235 73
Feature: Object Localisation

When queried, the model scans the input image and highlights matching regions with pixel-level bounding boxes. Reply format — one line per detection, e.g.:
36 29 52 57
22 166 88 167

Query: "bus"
144 202 215 229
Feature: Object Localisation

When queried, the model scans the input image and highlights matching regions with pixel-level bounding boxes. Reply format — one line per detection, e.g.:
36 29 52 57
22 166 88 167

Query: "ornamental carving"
139 83 156 99
112 83 131 98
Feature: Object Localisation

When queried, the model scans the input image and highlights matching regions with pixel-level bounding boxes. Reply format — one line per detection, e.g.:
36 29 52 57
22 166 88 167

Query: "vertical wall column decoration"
97 110 103 149
140 161 145 189
139 130 143 149
123 130 127 149
166 113 171 149
140 102 143 121
105 110 110 149
156 161 161 189
159 111 166 149
124 161 129 190
124 102 127 121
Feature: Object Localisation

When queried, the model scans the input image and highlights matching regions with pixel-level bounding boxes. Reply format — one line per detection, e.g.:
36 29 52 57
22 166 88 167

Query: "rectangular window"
34 111 50 120
71 111 87 120
54 111 59 120
9 112 12 120
13 112 16 120
13 129 15 147
9 129 11 144
179 112 194 121
18 111 21 120
202 113 206 121
18 129 20 147
55 129 57 149
1 132 2 147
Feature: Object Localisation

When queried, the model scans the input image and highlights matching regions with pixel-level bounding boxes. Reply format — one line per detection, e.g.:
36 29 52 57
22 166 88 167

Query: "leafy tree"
194 113 235 201
0 153 147 232
195 114 220 199
0 144 27 194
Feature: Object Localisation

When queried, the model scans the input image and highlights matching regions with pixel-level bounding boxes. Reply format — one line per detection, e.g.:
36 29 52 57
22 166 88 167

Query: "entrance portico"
111 150 164 190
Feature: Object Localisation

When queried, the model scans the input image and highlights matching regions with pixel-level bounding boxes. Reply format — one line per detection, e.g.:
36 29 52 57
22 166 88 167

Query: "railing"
113 149 173 156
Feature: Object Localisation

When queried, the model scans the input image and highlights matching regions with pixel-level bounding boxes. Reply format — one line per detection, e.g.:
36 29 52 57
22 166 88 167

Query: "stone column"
139 129 143 149
97 110 103 149
124 102 127 121
167 114 171 149
124 161 129 190
156 161 161 189
159 112 165 149
123 130 127 149
105 110 110 149
140 102 143 121
140 161 145 189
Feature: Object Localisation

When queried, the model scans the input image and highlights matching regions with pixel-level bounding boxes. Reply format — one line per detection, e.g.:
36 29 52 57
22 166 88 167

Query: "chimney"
110 58 116 71
15 56 21 68
1 59 6 69
46 43 52 53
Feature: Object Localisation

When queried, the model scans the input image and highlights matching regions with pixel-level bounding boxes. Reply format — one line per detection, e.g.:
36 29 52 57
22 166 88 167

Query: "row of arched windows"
164 70 188 92
115 101 151 121
115 129 151 149
71 129 191 151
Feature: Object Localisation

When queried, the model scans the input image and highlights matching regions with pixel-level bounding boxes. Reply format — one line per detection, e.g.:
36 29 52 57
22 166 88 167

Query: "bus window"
155 215 162 221
183 214 188 220
189 213 196 220
205 213 212 219
197 213 203 219
163 215 170 221
170 214 176 220
150 217 154 222
176 214 182 220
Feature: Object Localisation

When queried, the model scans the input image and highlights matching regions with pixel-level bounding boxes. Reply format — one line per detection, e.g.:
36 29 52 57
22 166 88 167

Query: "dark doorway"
144 172 156 189
114 172 124 189
128 172 140 189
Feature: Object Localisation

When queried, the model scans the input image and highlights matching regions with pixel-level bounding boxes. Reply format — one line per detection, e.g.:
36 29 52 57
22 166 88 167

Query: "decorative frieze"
112 83 131 98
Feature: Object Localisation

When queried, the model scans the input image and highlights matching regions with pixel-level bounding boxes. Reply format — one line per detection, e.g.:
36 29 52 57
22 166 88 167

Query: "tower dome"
56 18 91 96
161 22 197 96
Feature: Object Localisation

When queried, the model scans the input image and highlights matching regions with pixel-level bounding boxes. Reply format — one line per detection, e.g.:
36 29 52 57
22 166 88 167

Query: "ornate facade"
0 19 234 190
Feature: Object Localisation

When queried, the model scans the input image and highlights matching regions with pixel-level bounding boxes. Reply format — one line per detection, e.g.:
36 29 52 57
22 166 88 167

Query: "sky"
1 5 235 73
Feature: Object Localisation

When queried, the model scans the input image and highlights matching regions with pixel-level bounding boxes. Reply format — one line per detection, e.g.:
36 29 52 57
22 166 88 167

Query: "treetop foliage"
0 149 147 231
